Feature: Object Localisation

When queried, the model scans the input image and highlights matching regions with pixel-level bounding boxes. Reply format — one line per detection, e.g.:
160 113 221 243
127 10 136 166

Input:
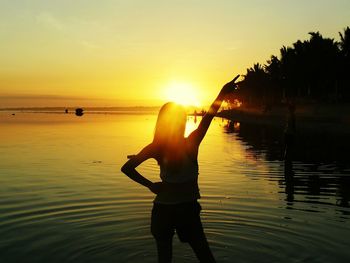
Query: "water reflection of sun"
163 81 201 107
185 116 200 137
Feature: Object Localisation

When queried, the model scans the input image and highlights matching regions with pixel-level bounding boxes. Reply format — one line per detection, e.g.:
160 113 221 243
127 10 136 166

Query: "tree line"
230 27 350 107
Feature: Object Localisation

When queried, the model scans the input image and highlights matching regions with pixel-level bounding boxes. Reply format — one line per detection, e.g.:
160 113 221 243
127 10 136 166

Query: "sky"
0 0 349 107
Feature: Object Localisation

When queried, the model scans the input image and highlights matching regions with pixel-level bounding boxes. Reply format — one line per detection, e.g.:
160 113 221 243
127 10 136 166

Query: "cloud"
36 12 64 31
81 40 99 50
35 12 101 50
0 94 88 100
0 94 104 107
227 46 239 51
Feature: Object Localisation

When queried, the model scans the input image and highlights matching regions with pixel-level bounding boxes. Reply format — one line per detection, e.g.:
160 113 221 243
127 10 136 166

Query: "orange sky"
1 0 349 107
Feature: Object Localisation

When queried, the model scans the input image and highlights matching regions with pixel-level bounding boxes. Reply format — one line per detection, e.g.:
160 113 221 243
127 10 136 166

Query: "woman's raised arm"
189 75 239 145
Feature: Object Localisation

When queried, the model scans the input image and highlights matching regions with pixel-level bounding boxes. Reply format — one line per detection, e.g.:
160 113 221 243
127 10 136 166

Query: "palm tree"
265 55 282 102
240 63 270 106
339 27 350 101
339 26 350 57
239 27 348 105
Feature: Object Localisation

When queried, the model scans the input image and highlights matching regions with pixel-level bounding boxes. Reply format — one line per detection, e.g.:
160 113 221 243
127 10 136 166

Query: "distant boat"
65 109 69 114
75 108 84 116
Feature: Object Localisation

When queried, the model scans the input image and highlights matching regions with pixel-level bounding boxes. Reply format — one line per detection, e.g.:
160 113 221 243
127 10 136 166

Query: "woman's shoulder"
185 134 199 148
144 142 161 152
184 137 199 160
144 142 163 161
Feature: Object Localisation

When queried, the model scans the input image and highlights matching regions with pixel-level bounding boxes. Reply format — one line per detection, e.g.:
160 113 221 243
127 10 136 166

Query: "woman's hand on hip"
148 182 163 194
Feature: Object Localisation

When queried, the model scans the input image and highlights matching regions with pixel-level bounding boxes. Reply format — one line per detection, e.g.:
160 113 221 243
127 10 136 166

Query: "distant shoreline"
2 104 350 134
0 106 161 112
218 104 350 134
0 105 205 115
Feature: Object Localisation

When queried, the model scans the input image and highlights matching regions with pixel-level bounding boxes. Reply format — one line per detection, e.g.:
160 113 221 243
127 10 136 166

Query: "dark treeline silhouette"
229 27 350 106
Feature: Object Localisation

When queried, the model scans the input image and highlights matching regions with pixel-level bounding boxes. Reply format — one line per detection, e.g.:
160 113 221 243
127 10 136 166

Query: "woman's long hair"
153 102 186 146
153 102 187 166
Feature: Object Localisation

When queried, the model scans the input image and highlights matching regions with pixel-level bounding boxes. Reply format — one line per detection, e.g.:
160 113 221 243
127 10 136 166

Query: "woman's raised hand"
220 74 240 96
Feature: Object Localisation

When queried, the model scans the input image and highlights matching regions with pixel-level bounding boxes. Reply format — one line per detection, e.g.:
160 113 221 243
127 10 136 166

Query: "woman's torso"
154 138 200 204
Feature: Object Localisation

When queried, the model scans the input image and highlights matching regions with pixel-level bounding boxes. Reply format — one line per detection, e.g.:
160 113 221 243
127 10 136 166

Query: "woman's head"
153 102 187 147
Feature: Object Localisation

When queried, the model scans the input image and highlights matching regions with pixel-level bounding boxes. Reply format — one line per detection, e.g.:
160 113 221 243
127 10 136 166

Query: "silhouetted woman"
121 76 239 263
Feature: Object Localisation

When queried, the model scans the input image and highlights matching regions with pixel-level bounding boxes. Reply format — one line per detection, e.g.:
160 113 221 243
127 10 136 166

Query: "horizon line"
0 105 206 110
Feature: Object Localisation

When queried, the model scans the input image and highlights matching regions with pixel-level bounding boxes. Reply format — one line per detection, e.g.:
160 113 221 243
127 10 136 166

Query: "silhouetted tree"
339 27 350 57
231 27 349 107
339 27 350 101
305 32 339 101
265 55 282 102
239 63 270 106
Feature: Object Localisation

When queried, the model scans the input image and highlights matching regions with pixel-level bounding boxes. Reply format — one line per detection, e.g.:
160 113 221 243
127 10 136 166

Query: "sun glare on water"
163 81 201 106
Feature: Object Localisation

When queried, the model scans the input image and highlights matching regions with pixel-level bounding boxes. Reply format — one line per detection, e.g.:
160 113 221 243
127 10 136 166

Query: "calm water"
1 112 350 263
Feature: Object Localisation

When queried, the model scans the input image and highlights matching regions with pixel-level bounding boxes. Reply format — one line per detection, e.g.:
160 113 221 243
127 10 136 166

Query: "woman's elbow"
121 163 130 174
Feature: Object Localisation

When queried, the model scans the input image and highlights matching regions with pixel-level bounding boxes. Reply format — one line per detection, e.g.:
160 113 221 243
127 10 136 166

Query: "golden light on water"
185 117 199 137
163 81 201 107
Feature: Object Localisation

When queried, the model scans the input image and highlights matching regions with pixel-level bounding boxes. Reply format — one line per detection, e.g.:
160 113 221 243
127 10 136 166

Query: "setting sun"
163 81 201 106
